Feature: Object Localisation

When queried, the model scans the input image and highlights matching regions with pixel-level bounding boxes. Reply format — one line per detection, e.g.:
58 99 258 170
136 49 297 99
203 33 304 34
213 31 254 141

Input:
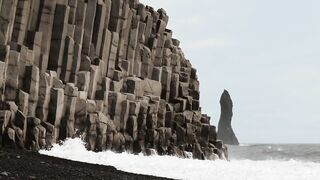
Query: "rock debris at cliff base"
0 0 227 160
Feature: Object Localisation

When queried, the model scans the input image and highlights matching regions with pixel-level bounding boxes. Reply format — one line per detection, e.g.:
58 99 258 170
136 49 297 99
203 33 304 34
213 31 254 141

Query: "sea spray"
40 138 320 180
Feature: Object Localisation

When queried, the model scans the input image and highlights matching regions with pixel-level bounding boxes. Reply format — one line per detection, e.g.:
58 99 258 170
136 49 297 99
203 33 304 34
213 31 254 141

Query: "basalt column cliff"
0 0 227 160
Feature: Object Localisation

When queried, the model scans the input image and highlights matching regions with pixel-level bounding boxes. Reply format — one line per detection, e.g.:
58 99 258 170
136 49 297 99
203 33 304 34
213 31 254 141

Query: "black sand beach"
0 148 172 180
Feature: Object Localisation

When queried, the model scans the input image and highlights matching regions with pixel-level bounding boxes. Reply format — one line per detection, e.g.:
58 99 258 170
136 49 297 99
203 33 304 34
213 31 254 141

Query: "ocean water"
229 143 320 163
40 138 320 180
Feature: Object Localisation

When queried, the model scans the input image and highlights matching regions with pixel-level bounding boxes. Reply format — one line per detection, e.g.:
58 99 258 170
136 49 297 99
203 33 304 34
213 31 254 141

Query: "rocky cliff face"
0 0 227 160
217 90 239 145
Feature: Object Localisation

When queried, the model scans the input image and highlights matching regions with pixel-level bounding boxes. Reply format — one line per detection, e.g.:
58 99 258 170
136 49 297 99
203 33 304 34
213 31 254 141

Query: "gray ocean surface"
228 144 320 163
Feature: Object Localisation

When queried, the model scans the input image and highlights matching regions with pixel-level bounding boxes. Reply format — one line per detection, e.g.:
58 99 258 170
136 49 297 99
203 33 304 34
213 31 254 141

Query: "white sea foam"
39 138 320 180
238 143 251 147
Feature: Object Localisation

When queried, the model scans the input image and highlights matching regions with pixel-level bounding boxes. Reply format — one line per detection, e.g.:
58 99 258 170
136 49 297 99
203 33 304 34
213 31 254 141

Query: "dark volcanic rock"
0 0 227 161
217 90 239 145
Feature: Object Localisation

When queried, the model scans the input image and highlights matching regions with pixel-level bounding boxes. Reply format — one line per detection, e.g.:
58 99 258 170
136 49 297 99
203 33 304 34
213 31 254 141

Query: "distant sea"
40 139 320 180
229 143 320 163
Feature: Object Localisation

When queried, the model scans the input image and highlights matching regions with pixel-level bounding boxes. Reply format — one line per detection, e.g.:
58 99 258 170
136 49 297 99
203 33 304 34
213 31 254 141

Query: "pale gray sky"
140 0 320 143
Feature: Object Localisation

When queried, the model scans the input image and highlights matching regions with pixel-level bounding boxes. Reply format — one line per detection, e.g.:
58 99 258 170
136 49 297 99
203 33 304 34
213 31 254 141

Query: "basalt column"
0 0 228 161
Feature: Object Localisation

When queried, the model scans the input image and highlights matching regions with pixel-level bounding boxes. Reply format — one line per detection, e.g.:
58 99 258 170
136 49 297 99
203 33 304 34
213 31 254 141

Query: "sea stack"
217 90 239 145
0 0 227 160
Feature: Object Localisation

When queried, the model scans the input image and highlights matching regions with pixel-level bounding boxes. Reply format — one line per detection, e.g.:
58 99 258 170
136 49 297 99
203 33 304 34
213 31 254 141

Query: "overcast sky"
140 0 320 143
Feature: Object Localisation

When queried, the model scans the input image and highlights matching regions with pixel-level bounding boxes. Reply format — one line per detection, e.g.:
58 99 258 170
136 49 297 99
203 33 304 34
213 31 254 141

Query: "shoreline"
0 148 172 180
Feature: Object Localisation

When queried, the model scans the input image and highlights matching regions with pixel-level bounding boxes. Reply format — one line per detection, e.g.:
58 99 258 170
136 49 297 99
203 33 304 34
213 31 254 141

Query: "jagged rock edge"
0 0 228 160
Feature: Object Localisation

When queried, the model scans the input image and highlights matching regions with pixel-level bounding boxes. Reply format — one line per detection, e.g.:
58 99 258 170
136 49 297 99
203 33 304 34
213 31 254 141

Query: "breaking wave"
40 138 320 180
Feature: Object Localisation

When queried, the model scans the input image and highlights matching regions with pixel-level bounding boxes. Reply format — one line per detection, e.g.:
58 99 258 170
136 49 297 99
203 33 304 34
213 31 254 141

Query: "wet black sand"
0 148 173 180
